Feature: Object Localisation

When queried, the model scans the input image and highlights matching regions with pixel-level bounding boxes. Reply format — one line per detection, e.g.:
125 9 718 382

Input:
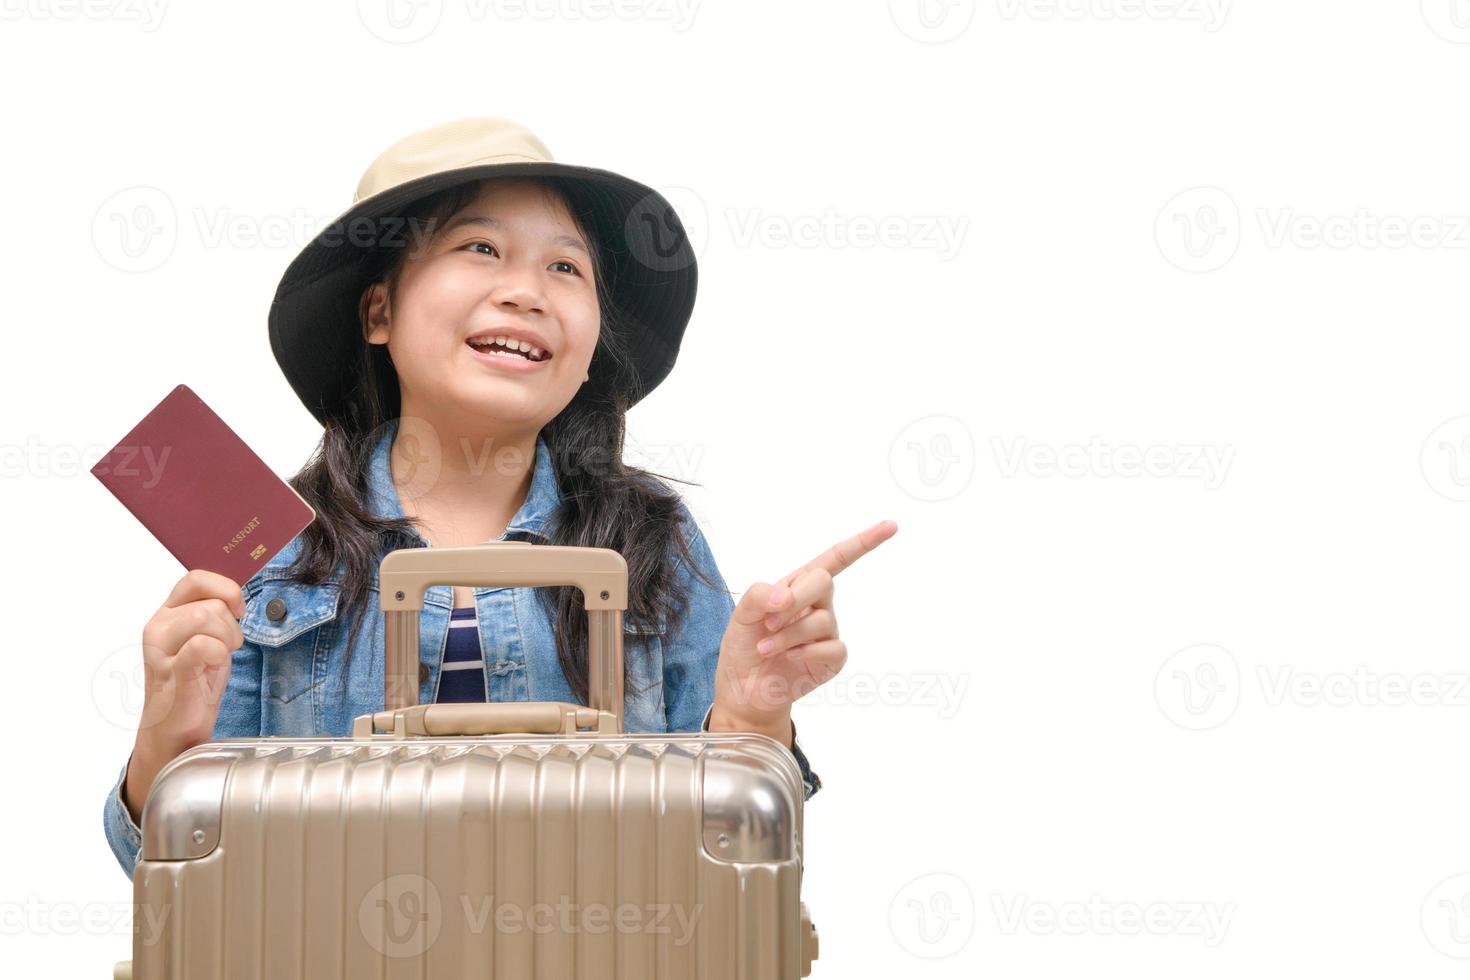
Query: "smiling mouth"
465 338 551 363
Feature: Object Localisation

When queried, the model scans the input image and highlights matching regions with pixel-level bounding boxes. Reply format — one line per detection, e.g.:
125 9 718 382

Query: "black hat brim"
267 161 698 425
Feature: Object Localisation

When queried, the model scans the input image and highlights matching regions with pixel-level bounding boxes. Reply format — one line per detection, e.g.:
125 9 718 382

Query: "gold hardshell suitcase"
123 542 819 978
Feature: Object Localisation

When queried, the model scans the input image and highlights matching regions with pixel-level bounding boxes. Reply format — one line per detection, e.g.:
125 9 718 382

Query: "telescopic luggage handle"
376 541 628 732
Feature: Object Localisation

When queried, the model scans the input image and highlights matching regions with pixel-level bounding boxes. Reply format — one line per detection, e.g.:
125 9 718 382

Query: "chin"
450 385 548 423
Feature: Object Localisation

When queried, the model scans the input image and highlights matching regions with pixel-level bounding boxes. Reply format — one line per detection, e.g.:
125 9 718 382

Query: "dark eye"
550 260 581 276
463 241 498 257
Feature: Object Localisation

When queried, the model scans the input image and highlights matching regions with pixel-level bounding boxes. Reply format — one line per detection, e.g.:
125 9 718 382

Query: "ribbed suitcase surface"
134 733 811 978
129 543 819 979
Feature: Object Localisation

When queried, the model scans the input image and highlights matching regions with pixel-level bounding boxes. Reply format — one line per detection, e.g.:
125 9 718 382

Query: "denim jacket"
104 419 820 878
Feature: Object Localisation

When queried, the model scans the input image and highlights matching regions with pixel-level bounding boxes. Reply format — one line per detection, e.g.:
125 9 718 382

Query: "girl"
103 116 897 878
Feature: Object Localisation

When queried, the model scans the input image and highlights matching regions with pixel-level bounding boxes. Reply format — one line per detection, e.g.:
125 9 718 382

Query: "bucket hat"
267 116 698 424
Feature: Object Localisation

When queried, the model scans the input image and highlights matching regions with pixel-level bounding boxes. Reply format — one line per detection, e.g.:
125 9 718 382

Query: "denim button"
265 598 287 623
419 662 430 684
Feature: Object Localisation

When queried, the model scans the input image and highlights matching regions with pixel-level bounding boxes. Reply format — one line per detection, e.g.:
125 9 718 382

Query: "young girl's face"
364 178 600 433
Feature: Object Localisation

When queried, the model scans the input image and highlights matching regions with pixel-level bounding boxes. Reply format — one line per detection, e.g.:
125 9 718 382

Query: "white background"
3 0 1470 976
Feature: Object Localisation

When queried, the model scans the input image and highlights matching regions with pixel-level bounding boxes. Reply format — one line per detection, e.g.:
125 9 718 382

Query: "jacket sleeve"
662 507 822 801
102 760 143 882
103 628 265 881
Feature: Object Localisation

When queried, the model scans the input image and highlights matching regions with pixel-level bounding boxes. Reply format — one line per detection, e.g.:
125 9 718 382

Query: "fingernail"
757 638 774 654
770 587 787 607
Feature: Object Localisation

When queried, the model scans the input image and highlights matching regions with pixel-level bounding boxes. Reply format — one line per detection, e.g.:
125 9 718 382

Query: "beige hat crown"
354 117 556 205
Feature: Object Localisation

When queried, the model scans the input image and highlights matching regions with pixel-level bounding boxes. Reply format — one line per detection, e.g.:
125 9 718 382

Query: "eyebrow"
441 214 588 255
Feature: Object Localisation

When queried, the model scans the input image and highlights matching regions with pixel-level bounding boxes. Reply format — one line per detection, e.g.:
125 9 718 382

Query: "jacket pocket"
241 579 341 705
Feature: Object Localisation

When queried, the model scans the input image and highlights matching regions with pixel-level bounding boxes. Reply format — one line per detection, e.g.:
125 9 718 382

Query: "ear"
361 281 391 344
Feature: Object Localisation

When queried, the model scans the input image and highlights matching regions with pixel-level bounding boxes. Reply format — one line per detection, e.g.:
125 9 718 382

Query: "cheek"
405 266 477 324
562 299 601 364
389 272 477 360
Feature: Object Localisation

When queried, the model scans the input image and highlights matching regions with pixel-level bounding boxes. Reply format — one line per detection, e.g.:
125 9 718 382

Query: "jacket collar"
363 418 558 543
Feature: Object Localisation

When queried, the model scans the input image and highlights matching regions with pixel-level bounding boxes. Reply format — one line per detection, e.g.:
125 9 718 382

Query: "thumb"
728 581 791 639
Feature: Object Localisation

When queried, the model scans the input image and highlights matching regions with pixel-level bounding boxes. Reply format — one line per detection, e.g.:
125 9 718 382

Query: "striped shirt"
434 606 486 702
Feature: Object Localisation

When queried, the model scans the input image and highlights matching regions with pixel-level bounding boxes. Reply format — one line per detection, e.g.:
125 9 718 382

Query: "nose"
488 264 547 316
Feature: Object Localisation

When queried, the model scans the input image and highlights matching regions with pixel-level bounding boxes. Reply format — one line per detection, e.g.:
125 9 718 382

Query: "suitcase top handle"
377 542 628 730
352 702 618 739
378 541 628 611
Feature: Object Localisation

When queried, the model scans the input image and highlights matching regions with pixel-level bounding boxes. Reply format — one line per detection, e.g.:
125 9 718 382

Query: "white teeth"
469 336 550 362
492 336 533 354
470 335 547 360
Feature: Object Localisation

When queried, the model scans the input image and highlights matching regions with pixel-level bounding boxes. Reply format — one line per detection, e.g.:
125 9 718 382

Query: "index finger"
165 569 246 619
781 519 898 586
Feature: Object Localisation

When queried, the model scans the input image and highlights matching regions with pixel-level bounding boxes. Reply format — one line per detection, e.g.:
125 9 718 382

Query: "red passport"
90 384 316 586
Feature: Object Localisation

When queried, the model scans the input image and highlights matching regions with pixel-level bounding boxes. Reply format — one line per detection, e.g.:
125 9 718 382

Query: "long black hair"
274 175 724 705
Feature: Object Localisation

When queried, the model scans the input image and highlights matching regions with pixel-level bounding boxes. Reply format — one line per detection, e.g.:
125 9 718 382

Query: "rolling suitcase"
123 542 819 978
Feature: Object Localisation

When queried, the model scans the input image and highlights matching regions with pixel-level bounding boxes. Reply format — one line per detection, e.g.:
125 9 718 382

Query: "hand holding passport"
90 384 317 586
